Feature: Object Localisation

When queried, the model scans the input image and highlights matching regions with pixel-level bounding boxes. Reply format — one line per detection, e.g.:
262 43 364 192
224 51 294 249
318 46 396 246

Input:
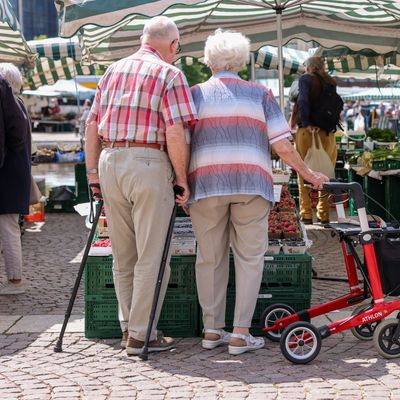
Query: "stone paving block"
7 315 83 334
0 315 22 334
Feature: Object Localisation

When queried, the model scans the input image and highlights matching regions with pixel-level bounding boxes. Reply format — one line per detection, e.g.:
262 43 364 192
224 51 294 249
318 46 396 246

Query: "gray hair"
0 63 23 94
204 29 250 73
142 16 178 42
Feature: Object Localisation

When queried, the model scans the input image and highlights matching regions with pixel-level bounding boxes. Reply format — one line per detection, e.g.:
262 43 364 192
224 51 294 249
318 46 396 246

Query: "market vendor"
49 98 60 115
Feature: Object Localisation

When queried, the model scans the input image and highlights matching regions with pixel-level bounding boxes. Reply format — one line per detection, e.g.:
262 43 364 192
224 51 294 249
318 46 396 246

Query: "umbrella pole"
250 52 255 82
275 0 285 111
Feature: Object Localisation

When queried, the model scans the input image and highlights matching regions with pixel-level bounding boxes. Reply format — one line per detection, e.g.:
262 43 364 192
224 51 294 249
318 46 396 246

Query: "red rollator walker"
260 180 400 364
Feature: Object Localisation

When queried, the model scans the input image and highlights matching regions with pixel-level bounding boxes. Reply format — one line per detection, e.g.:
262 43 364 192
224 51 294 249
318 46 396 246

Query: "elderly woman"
0 63 31 295
189 29 328 355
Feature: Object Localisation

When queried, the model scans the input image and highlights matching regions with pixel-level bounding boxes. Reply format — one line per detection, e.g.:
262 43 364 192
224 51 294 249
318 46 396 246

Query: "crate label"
263 256 274 261
258 294 273 299
54 204 62 210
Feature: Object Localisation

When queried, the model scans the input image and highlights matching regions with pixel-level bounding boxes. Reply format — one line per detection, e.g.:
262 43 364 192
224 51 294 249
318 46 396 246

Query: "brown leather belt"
103 141 166 151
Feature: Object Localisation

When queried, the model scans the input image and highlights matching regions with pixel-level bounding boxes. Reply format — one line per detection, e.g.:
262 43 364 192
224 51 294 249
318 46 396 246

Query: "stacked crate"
84 255 200 338
225 253 312 334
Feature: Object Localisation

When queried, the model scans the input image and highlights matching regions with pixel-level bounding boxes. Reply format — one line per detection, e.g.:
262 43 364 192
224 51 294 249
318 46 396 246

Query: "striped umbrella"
56 0 400 61
55 0 400 107
28 36 81 61
0 0 34 67
24 57 97 90
255 45 307 75
342 87 400 101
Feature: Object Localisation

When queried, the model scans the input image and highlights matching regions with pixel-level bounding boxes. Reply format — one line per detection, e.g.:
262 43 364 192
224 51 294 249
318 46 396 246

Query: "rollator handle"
322 179 366 210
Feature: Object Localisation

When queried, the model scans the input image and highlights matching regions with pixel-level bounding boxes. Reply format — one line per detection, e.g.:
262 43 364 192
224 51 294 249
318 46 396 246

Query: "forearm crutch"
54 198 103 353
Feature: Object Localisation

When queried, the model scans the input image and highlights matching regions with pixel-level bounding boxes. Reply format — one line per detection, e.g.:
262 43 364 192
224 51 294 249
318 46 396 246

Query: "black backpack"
311 74 344 133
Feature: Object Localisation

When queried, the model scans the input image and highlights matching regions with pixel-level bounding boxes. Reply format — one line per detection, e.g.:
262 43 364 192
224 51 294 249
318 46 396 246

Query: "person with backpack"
292 56 343 224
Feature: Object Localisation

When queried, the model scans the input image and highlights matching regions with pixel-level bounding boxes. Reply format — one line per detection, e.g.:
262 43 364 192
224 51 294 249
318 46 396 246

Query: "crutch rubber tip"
53 341 63 353
139 351 148 361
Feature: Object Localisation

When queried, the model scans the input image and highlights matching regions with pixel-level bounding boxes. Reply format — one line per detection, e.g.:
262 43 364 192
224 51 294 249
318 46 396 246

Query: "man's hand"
306 125 320 134
89 182 102 201
174 179 190 206
303 170 329 190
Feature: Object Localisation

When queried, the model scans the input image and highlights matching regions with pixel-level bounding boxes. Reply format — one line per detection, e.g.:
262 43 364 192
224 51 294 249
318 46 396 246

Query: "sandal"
202 329 231 350
228 333 265 355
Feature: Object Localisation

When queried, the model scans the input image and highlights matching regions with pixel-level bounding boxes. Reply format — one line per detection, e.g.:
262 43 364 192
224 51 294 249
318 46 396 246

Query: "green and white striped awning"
55 0 400 65
24 57 97 90
255 45 308 75
28 36 81 61
342 87 400 101
0 0 34 67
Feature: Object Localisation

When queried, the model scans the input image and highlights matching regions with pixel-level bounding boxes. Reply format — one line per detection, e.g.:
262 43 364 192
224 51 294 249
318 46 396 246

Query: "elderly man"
188 30 328 355
85 16 197 355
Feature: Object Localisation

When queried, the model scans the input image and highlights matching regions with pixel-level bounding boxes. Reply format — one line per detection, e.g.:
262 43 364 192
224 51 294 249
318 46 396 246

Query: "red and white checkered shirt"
87 46 197 144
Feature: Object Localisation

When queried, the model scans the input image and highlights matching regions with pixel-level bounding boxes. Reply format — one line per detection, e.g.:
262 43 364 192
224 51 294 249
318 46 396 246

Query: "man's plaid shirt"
88 46 197 144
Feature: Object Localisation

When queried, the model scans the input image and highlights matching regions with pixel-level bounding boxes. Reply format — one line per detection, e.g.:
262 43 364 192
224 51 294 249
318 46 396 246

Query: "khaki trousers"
294 128 337 221
99 147 174 341
190 195 270 329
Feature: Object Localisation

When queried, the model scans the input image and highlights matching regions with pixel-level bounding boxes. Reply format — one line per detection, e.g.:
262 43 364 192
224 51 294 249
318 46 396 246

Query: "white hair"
204 29 250 73
0 63 23 94
142 16 178 42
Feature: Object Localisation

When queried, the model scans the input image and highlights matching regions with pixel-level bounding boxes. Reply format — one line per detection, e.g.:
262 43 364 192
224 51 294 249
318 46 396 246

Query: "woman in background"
0 63 31 295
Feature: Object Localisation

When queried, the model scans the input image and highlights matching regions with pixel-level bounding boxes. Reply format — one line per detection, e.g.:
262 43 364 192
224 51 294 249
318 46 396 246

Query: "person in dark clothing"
292 57 338 225
0 64 31 295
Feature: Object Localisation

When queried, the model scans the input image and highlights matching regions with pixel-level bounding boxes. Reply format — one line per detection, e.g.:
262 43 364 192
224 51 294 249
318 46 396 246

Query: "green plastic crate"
384 175 400 222
228 253 312 296
84 255 197 301
225 293 310 335
372 158 400 171
74 163 89 203
364 175 386 219
85 294 199 339
348 169 364 216
45 199 75 213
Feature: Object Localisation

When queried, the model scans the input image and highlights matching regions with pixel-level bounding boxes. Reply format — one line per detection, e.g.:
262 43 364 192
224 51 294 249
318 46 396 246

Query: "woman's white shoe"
202 329 231 349
228 333 265 355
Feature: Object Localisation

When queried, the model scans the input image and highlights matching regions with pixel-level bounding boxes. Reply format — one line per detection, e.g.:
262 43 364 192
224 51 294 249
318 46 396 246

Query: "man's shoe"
126 334 175 356
228 333 265 355
120 330 128 349
202 329 231 350
317 218 330 224
300 218 313 225
0 281 25 295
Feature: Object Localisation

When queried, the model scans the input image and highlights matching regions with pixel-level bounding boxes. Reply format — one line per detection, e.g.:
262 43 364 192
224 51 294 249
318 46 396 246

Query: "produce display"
348 144 400 170
366 128 397 143
268 184 303 244
34 147 56 163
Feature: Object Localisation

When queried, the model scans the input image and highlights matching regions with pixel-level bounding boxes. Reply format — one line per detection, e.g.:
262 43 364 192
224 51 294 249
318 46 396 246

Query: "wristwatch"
86 168 98 174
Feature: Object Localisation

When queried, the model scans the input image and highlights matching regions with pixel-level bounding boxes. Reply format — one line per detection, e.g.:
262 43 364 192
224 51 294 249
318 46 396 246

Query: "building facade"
9 0 58 40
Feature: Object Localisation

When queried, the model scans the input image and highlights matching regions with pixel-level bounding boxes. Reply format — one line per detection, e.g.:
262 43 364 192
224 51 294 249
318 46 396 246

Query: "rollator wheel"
350 304 381 341
280 322 322 364
260 303 295 342
373 318 400 359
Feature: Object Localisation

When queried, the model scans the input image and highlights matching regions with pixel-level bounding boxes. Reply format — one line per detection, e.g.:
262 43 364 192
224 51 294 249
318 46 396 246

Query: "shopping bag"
354 113 365 132
29 175 42 205
304 133 335 178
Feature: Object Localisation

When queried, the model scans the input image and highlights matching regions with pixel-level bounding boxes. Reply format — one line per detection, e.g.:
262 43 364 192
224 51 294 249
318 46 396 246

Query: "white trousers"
99 147 174 341
0 214 22 281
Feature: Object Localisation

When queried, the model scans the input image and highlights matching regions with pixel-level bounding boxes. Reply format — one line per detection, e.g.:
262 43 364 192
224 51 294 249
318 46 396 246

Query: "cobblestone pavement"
1 213 399 399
